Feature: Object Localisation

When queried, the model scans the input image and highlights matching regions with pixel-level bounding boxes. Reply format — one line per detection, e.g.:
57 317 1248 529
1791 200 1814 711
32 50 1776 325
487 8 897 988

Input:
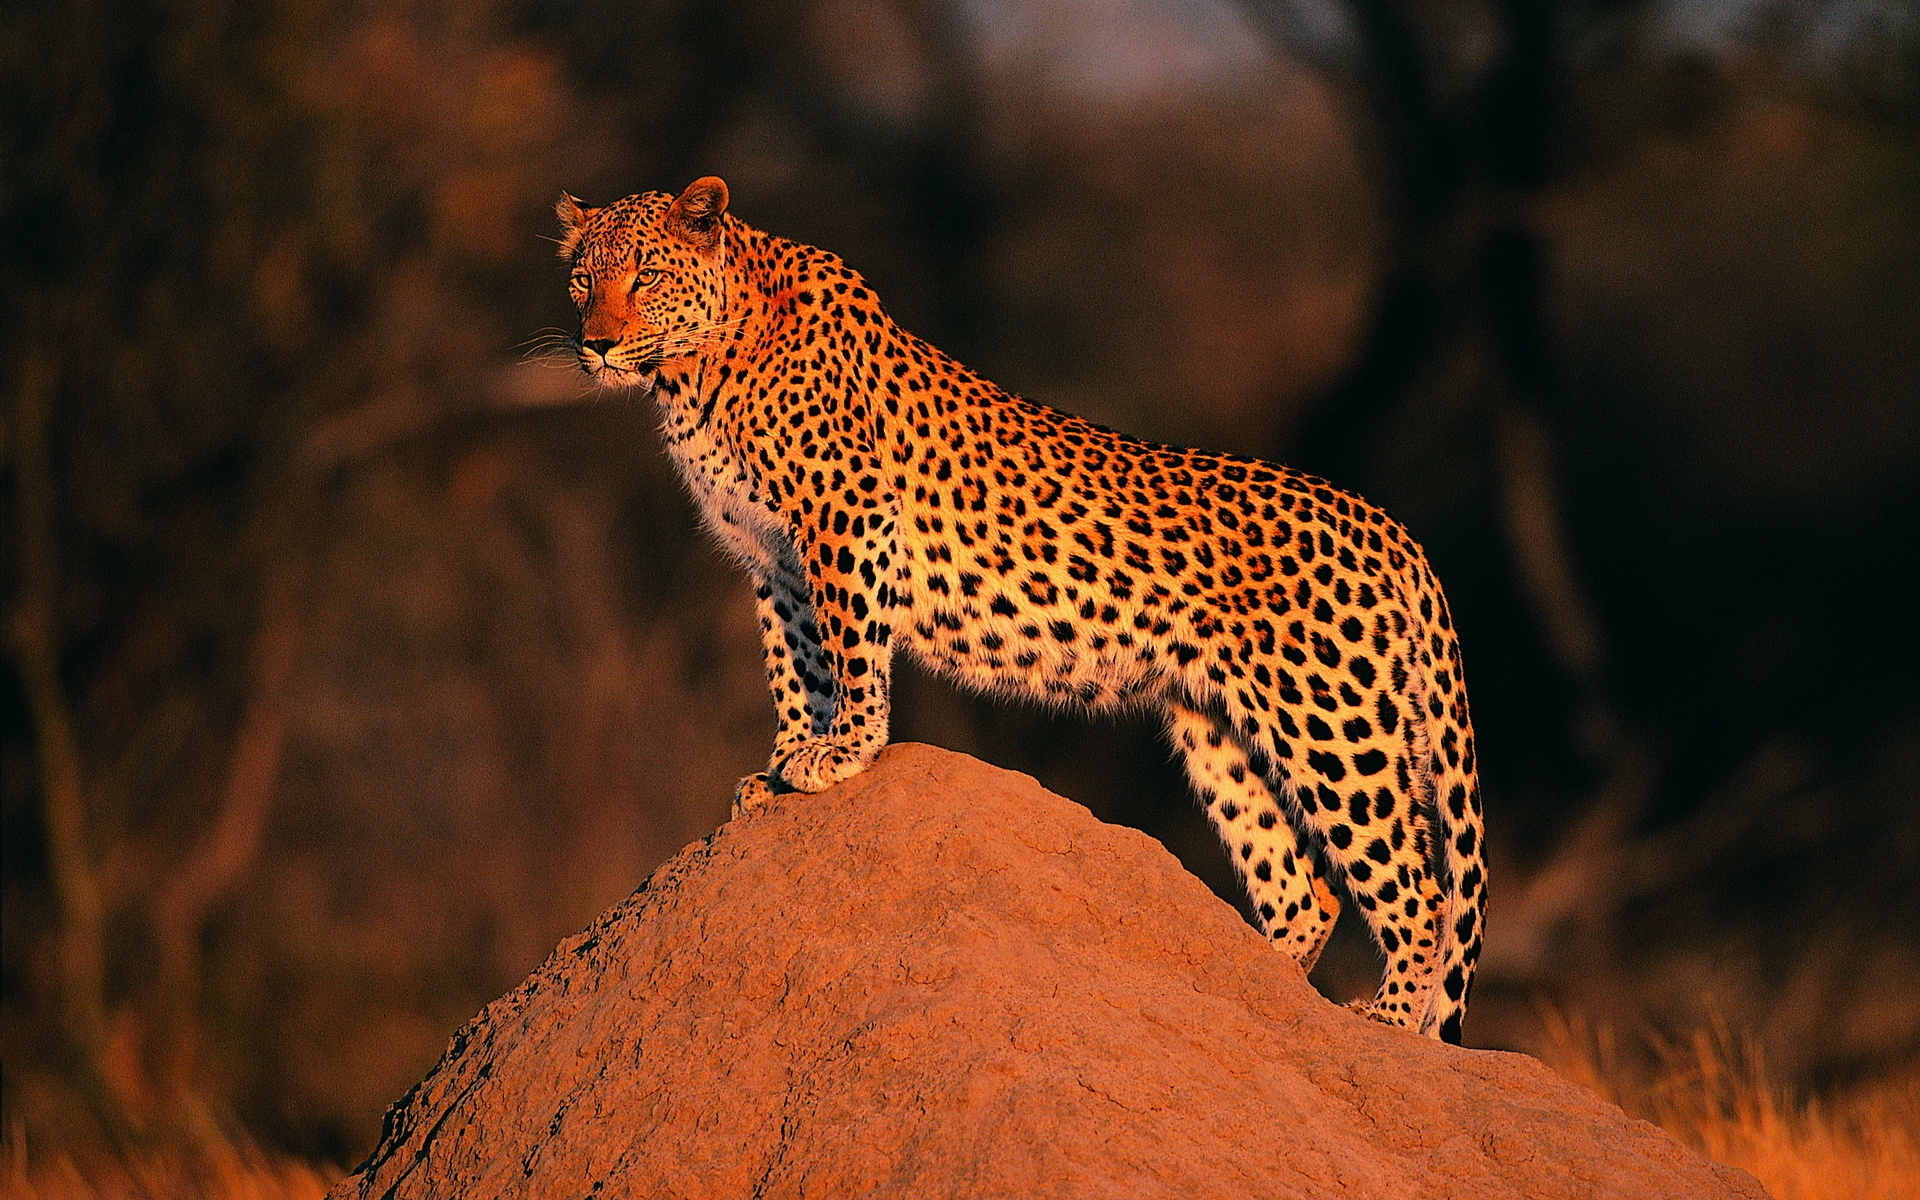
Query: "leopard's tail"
1414 580 1486 1046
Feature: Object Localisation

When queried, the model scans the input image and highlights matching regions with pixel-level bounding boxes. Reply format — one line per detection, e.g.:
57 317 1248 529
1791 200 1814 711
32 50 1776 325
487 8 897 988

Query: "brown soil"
333 743 1770 1199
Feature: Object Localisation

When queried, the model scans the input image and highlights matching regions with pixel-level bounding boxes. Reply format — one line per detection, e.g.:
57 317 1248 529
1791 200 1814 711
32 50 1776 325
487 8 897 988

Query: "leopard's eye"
569 271 591 293
632 268 661 292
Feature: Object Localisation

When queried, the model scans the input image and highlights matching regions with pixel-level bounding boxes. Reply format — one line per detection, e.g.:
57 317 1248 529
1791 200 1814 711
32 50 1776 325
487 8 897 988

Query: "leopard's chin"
580 358 659 391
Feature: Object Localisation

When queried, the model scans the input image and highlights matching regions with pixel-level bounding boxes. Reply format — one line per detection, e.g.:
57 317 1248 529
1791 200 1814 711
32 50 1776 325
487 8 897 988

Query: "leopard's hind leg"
1199 681 1451 1036
1167 698 1339 970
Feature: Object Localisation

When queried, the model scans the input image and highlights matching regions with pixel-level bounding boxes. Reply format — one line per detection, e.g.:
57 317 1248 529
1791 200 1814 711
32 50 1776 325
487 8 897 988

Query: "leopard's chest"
658 397 787 575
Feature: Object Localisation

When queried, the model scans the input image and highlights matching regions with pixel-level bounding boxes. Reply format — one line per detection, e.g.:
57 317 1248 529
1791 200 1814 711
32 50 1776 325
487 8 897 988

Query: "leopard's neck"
653 230 1033 529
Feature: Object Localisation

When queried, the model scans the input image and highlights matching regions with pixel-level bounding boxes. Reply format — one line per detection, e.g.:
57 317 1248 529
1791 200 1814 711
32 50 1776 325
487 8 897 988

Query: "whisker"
522 312 747 379
516 329 576 351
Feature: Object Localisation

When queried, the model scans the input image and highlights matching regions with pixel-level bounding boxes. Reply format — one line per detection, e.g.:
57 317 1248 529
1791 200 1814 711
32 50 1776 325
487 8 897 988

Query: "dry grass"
1 1130 339 1200
1540 1009 1920 1200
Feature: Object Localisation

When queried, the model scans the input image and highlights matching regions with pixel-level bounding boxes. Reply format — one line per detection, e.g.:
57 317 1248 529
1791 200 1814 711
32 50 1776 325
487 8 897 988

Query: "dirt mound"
333 743 1767 1199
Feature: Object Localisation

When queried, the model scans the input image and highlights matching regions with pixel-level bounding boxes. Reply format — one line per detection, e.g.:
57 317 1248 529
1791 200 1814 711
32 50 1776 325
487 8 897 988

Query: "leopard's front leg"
773 502 899 793
734 565 839 815
739 500 900 808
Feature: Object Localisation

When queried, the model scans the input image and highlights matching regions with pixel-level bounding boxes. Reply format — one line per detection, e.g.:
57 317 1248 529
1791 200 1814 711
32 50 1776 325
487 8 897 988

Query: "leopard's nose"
581 338 618 356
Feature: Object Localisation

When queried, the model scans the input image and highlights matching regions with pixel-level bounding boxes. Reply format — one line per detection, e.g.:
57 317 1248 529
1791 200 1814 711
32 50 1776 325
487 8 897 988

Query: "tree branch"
7 340 114 1122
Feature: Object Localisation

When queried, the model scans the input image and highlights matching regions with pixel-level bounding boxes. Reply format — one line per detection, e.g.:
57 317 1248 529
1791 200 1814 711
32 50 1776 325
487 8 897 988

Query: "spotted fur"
559 178 1486 1043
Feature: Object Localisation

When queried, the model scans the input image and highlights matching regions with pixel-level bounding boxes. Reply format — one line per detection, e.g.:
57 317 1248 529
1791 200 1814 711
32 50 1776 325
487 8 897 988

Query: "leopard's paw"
732 772 780 818
772 739 869 793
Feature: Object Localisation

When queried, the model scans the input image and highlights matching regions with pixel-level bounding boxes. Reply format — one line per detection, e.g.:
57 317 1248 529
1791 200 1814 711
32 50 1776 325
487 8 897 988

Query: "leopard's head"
557 176 733 388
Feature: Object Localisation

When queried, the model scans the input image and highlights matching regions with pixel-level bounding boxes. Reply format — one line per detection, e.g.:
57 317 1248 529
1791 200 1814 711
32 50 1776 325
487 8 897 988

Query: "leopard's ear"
556 192 595 259
665 177 729 250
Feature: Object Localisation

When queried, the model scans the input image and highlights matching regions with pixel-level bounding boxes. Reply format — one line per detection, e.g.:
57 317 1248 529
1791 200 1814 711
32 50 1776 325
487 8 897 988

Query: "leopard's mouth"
579 346 665 389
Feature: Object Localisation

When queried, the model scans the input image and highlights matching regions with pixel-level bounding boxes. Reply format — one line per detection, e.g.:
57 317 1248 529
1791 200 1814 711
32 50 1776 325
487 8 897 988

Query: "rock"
333 743 1769 1200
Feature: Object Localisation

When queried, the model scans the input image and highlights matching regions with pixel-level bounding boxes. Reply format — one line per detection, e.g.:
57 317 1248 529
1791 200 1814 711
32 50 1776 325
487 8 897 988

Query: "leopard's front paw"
732 772 782 818
772 739 869 793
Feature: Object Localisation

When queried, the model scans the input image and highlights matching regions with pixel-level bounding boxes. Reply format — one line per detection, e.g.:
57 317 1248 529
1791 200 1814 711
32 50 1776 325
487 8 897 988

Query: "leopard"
556 176 1485 1043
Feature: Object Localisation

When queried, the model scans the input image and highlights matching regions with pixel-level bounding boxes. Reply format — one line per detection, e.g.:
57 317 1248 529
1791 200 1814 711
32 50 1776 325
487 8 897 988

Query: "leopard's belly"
897 519 1166 711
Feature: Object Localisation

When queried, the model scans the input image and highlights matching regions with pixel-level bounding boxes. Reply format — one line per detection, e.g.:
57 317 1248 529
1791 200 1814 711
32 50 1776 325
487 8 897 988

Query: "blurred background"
4 0 1917 1168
